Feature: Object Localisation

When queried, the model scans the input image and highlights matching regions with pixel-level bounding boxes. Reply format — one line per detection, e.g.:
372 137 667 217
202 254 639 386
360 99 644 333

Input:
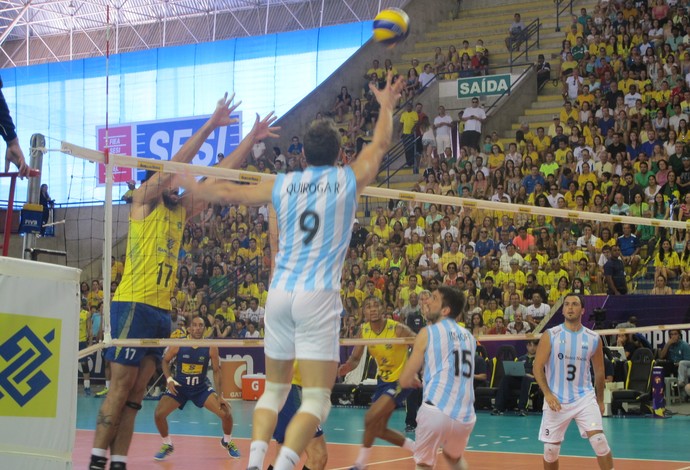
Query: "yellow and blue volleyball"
373 8 410 46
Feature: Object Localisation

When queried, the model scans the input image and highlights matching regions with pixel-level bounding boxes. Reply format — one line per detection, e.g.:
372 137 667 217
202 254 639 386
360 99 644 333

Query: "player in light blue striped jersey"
189 72 405 470
400 286 475 470
533 293 614 469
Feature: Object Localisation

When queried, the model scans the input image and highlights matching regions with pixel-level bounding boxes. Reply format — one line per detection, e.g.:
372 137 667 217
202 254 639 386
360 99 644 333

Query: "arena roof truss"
0 0 407 68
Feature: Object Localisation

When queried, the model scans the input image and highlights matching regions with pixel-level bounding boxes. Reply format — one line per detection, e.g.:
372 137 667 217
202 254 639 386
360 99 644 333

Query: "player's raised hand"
369 71 404 112
209 92 242 129
250 112 281 141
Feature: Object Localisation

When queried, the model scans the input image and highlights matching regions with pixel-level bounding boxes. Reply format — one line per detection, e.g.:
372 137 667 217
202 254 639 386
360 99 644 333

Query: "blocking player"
339 296 416 470
400 286 475 470
89 94 279 470
152 316 239 460
533 293 614 469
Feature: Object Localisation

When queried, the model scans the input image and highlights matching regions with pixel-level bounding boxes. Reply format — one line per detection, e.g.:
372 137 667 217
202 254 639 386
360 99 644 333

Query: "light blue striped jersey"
545 324 600 404
271 166 357 292
423 318 476 423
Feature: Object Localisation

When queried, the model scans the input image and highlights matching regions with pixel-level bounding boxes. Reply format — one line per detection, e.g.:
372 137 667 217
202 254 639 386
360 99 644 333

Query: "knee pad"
255 382 291 414
298 387 332 423
589 433 611 457
544 443 560 463
125 401 142 411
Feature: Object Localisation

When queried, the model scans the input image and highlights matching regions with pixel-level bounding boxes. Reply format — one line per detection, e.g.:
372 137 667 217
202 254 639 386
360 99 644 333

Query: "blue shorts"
373 378 412 408
273 384 324 444
104 301 171 366
164 380 214 410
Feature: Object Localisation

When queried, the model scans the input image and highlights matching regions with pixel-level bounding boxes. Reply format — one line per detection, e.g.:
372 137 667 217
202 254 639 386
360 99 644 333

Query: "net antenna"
102 4 114 344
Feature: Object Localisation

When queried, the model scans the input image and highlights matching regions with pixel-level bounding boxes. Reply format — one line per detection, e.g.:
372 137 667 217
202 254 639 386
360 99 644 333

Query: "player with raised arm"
152 316 239 461
89 93 279 470
399 286 475 470
180 72 404 470
533 293 614 470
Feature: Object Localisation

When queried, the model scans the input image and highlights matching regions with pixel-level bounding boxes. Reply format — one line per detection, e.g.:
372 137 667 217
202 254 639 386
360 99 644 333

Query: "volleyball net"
56 139 690 364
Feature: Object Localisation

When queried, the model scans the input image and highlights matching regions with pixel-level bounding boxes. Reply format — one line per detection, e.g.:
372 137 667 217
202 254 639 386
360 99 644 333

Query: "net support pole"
102 5 113 343
22 134 45 259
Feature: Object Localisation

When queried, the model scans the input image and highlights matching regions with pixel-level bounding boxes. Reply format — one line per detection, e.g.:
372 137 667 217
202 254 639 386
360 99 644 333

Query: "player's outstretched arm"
183 177 275 209
338 339 365 377
533 332 561 411
399 328 428 389
133 93 242 208
217 112 280 171
351 71 405 195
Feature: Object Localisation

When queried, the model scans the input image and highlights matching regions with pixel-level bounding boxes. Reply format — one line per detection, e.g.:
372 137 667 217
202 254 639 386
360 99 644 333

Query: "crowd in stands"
77 1 690 347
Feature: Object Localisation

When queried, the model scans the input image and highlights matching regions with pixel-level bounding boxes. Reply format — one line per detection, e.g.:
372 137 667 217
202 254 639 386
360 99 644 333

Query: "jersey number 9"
299 210 321 244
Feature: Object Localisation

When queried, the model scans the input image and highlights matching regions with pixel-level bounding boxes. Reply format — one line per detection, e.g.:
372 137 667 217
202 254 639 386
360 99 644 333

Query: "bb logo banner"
0 313 61 417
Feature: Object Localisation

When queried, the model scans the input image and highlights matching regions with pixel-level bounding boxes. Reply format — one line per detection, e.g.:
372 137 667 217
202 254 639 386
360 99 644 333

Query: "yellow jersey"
361 319 408 383
113 203 186 310
79 309 90 342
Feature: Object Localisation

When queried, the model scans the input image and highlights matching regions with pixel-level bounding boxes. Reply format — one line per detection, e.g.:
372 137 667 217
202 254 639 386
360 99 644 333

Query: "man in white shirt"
504 292 528 322
490 183 512 203
507 312 531 335
500 243 524 272
573 138 594 163
404 218 426 242
433 106 453 152
576 224 599 259
245 297 266 325
419 63 435 88
623 84 642 109
669 103 689 131
563 68 583 100
461 97 486 150
418 244 440 280
526 292 550 329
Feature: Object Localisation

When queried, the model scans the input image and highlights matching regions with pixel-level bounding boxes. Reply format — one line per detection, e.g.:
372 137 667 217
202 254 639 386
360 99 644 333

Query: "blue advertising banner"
96 112 242 183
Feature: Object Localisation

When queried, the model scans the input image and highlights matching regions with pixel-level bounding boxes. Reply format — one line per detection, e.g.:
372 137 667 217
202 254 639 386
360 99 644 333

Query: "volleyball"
372 8 410 46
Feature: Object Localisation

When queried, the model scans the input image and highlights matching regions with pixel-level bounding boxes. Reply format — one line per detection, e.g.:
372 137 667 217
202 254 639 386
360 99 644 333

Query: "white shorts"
414 402 475 467
436 134 452 152
539 392 603 443
264 289 342 362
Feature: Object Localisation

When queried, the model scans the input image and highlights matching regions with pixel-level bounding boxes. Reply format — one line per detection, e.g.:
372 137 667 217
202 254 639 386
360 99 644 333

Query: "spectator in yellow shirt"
482 299 504 328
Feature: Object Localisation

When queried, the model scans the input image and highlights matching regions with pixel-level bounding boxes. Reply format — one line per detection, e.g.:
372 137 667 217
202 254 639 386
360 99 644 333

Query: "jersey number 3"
566 364 577 382
300 210 321 244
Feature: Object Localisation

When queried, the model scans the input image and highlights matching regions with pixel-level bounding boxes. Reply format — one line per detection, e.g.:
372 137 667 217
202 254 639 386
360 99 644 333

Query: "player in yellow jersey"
89 94 279 470
267 361 328 470
339 296 416 470
79 299 93 395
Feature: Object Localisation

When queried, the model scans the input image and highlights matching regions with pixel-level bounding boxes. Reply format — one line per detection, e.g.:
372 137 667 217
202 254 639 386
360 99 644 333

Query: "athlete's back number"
299 210 321 244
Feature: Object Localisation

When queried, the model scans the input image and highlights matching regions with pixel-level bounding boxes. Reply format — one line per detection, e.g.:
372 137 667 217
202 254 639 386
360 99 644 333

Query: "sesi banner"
96 112 242 184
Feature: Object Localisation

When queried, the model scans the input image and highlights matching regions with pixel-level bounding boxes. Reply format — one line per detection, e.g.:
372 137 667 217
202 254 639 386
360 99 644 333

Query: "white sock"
403 437 415 452
84 380 90 388
162 436 172 446
274 447 300 470
105 380 110 388
355 447 372 468
111 455 127 463
223 434 232 442
248 440 268 469
91 448 106 458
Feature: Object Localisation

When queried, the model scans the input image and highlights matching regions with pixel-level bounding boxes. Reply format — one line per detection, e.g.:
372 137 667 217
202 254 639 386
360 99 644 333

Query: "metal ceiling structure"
0 0 407 68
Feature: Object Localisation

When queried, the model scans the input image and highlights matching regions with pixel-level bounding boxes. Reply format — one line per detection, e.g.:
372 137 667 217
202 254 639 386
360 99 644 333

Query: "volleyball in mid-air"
372 8 410 46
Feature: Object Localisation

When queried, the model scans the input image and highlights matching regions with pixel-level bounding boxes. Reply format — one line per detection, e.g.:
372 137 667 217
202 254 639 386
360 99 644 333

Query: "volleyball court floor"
73 396 690 469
